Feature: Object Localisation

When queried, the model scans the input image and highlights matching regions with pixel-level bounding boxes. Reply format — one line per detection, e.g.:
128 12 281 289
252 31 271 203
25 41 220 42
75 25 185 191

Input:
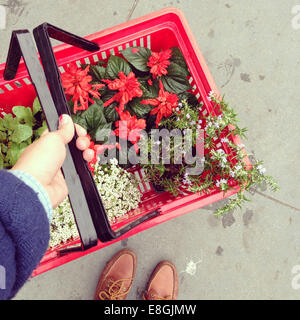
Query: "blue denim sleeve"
9 170 53 221
0 170 50 300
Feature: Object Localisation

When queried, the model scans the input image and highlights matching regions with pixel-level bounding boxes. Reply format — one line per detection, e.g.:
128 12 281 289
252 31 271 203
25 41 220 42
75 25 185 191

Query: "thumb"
57 114 75 144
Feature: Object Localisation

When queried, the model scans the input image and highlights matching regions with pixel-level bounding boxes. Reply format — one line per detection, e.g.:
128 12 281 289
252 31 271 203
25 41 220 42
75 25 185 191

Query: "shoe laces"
143 291 172 300
98 278 132 300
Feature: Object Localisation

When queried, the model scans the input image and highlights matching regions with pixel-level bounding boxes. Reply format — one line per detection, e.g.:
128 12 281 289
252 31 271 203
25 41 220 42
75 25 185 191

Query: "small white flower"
178 102 183 108
177 117 180 121
207 96 212 101
209 90 214 96
218 115 223 120
196 124 201 129
221 137 229 143
176 107 180 112
257 165 266 175
217 149 225 154
220 178 227 184
198 120 202 124
221 157 227 163
230 171 235 177
214 123 220 129
186 113 191 119
235 164 242 171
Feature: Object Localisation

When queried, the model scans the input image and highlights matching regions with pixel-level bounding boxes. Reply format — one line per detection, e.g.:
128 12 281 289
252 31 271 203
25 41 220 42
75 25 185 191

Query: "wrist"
9 169 52 221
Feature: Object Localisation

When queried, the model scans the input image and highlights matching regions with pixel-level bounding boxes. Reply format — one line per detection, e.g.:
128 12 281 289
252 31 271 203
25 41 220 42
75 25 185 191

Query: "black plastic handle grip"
33 23 162 243
3 30 98 250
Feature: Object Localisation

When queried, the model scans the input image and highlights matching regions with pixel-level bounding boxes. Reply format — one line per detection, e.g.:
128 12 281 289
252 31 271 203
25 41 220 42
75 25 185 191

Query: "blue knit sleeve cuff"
9 170 52 221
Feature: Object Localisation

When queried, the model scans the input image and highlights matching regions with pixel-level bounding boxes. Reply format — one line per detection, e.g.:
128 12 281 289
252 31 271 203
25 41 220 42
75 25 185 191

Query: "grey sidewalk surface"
0 0 299 299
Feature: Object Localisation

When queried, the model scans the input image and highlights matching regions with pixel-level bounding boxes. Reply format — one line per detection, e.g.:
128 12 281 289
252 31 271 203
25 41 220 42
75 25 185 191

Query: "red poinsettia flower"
61 64 105 114
140 80 178 127
147 49 172 79
102 72 143 113
114 111 146 153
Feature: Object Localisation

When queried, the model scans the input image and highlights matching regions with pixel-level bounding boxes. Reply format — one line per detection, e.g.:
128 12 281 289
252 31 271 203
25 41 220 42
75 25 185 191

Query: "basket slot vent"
84 57 91 64
202 109 208 116
14 81 22 88
0 88 4 94
147 35 151 49
101 51 107 60
110 48 115 56
92 54 99 62
118 45 123 52
139 37 144 47
76 60 81 67
58 66 65 73
195 93 200 100
132 40 137 47
125 43 130 49
5 84 13 91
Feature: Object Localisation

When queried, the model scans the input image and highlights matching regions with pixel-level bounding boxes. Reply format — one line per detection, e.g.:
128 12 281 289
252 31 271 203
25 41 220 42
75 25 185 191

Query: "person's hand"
11 114 95 208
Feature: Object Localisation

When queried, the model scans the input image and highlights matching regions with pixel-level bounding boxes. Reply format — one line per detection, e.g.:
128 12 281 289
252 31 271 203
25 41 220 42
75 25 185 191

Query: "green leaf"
34 120 48 139
170 47 189 71
139 80 159 99
0 131 7 142
83 101 107 129
2 113 18 130
161 62 191 94
12 106 34 126
128 98 153 118
7 143 24 166
103 103 120 123
89 64 106 81
72 100 111 142
121 47 152 72
105 55 132 79
32 97 41 115
0 153 3 169
91 122 112 143
72 113 88 130
10 124 33 143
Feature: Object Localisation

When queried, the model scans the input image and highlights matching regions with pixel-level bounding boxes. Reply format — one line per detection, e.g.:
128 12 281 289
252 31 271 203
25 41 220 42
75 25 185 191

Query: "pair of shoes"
94 249 178 300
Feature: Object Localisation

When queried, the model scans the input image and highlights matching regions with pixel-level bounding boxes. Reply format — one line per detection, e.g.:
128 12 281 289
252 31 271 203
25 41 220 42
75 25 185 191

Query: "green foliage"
121 47 152 72
0 97 47 169
72 100 112 143
105 55 132 79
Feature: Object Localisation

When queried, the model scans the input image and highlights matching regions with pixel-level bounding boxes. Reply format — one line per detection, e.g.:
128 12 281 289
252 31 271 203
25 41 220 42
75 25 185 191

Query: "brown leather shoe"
143 260 178 300
94 248 137 300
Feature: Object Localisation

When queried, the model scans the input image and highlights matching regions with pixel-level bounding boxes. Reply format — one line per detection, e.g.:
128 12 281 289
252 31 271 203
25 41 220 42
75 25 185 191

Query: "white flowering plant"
49 158 141 248
142 92 279 216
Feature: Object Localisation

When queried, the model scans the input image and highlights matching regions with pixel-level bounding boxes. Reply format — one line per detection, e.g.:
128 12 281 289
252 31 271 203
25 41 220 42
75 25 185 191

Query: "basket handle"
32 23 161 244
3 30 99 250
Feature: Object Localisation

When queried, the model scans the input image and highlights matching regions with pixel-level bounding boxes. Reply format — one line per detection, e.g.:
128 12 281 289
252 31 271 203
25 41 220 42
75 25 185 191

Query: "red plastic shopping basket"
0 8 246 276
